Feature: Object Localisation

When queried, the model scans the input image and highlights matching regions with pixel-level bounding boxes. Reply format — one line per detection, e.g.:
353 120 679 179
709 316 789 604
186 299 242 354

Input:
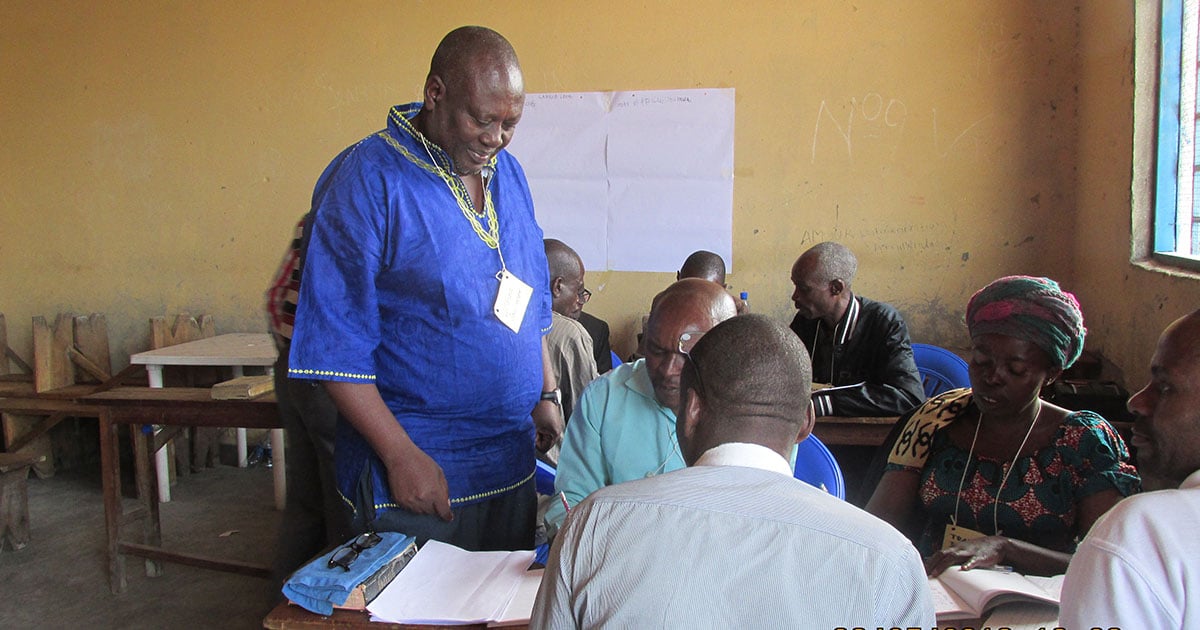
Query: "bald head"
1128 309 1200 489
642 279 738 409
429 26 521 93
647 279 737 332
545 239 586 318
414 27 524 177
676 314 814 464
678 250 727 286
1164 309 1200 363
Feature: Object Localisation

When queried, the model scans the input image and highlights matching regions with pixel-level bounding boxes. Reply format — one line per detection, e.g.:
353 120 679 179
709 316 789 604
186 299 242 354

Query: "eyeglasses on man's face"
577 287 591 304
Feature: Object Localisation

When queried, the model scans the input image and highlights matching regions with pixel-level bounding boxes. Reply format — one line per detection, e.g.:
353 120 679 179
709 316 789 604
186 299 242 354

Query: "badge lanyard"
945 404 1040 548
419 138 531 333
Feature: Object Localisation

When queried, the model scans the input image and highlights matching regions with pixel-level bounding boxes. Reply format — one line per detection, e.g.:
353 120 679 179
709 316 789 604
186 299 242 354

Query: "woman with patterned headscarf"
866 276 1139 577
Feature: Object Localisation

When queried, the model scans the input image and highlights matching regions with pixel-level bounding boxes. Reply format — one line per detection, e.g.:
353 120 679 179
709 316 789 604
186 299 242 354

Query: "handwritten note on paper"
507 88 735 272
928 576 973 620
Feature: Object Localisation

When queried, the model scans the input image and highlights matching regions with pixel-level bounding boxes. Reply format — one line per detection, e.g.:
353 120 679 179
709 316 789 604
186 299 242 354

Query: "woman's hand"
924 535 1008 577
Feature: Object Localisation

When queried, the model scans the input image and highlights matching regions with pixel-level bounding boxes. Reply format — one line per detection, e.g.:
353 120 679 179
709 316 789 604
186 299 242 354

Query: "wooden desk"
84 386 280 594
262 601 523 630
812 415 899 447
129 332 284 505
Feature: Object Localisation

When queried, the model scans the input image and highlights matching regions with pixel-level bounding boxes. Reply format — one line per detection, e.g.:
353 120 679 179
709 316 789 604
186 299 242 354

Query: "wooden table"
84 386 281 594
263 601 524 630
0 380 109 454
129 332 284 506
812 415 900 447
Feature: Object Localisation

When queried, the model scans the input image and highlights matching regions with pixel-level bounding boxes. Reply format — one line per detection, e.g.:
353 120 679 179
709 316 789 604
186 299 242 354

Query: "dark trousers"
271 350 353 590
830 444 878 507
363 477 537 552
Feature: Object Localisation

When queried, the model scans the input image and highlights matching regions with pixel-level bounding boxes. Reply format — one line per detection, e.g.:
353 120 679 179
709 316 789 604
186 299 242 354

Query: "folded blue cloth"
282 531 416 615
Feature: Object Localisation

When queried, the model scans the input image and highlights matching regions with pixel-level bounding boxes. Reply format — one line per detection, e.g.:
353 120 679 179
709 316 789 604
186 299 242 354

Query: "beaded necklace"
417 136 502 252
378 108 505 264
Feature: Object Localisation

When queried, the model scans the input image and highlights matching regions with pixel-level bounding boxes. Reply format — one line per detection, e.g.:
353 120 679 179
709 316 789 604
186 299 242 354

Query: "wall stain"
898 296 966 349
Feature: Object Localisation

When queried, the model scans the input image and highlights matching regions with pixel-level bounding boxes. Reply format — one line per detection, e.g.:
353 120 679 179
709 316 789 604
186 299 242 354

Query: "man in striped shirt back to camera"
531 314 934 629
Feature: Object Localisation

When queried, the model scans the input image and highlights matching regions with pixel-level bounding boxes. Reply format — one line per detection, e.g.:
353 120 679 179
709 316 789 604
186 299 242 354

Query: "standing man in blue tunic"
289 26 562 551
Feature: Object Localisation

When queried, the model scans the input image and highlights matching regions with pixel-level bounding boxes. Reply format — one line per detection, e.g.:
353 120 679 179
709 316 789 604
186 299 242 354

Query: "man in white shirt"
531 314 934 629
1061 309 1200 630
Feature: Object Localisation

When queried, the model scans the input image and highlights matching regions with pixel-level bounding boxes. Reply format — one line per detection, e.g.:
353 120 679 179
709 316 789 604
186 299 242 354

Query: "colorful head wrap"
965 275 1086 369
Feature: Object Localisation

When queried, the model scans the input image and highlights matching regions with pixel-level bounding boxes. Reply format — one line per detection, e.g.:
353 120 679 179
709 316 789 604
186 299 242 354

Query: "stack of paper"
367 540 543 626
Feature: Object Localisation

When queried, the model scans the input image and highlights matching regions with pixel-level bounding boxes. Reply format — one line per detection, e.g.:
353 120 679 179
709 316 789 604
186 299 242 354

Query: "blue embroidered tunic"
289 103 551 513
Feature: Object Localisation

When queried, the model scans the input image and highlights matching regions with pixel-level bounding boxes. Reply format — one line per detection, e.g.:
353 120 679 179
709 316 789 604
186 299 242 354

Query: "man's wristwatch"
540 389 562 407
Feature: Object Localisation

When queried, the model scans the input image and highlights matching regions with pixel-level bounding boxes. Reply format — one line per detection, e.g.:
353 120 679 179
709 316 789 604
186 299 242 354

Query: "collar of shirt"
1182 469 1200 490
626 359 674 415
694 442 793 477
829 293 861 345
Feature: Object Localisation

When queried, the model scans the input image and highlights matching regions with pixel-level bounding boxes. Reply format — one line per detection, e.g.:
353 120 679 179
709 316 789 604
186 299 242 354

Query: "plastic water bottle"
247 438 273 468
740 291 750 313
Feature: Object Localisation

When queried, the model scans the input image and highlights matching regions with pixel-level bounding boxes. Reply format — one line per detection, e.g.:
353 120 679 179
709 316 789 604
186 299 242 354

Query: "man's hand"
535 337 564 453
323 381 453 521
381 442 454 521
532 399 563 453
924 535 1008 577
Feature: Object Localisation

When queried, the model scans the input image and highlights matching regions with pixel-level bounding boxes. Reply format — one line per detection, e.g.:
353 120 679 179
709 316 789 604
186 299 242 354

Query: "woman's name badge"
494 270 532 333
942 523 986 550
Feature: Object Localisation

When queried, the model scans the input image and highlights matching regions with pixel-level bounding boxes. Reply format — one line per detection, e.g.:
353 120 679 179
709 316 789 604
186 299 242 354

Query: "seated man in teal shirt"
546 279 737 529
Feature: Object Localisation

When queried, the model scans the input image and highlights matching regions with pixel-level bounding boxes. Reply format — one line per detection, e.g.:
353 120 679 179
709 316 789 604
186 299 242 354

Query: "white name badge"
494 270 532 333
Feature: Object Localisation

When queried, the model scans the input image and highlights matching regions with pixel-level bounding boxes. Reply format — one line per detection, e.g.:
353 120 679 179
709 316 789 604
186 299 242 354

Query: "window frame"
1145 0 1200 273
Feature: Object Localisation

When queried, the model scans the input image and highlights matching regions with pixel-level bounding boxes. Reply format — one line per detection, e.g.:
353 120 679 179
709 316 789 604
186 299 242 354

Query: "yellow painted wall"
1 1 1193 385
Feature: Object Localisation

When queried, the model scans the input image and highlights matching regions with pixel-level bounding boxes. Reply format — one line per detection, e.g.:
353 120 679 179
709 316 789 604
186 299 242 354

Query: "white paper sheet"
487 567 544 627
507 88 735 272
367 540 535 625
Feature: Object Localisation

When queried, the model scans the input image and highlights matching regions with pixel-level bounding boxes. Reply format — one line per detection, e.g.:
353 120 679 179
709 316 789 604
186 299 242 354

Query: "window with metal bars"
1156 0 1200 265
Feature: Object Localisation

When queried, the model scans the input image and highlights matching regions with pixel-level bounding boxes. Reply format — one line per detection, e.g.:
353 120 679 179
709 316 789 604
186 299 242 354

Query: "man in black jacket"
577 311 613 374
789 241 924 503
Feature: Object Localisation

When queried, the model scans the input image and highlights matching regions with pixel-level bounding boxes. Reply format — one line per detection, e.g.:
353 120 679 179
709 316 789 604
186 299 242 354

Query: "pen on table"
559 491 571 515
980 564 1014 573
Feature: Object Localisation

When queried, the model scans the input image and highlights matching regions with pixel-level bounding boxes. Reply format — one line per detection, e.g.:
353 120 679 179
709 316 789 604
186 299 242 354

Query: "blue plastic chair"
793 434 845 499
911 343 971 398
535 459 557 495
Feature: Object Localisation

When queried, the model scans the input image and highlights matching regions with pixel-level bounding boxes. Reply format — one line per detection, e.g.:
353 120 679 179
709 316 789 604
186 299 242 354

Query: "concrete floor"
1 463 281 629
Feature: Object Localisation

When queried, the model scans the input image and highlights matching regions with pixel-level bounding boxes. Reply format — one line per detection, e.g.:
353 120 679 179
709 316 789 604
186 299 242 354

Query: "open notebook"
930 568 1063 621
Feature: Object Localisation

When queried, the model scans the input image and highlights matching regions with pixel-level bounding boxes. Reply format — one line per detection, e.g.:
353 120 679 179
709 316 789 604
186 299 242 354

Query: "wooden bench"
2 313 117 478
0 451 47 550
